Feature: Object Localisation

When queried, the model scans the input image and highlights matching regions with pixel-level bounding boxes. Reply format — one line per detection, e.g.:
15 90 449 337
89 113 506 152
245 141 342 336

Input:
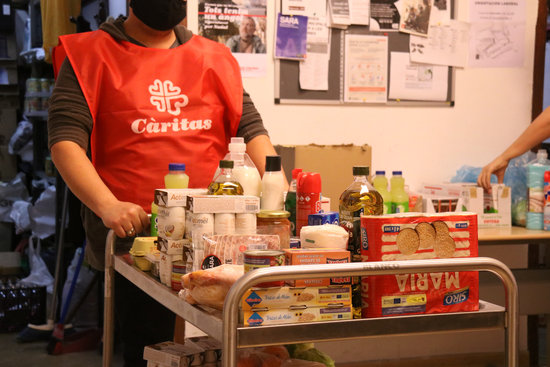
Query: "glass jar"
256 210 291 249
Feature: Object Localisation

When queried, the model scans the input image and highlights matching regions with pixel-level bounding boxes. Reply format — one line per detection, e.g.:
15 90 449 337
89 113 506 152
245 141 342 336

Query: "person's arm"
50 141 149 238
478 107 550 191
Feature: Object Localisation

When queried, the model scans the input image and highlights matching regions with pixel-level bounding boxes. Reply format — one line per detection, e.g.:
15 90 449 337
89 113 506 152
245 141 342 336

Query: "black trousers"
114 272 175 367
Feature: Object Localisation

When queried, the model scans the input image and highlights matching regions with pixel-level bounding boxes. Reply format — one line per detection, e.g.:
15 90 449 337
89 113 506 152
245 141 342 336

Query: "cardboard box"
157 237 189 255
243 305 352 326
186 195 260 214
154 189 207 207
143 341 204 367
421 182 511 227
185 336 221 363
360 212 479 318
284 248 351 287
242 285 351 310
276 144 372 212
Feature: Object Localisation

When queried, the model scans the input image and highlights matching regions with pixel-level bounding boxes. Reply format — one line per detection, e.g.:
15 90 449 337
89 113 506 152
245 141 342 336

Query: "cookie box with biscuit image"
360 212 479 318
242 285 352 310
284 248 351 287
243 305 353 326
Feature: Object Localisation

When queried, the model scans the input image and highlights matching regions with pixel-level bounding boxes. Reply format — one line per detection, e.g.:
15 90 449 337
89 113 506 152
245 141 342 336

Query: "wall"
186 1 538 192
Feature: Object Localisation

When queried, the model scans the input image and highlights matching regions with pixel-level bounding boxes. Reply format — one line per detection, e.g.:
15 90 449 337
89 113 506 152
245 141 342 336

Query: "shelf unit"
103 230 519 367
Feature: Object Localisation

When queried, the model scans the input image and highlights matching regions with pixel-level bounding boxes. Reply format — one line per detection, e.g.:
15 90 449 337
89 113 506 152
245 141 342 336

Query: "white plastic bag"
29 184 56 239
20 236 55 294
9 200 31 234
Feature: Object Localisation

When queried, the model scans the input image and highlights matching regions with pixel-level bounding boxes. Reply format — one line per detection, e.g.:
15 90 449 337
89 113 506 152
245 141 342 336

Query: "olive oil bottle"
207 160 244 195
339 166 383 318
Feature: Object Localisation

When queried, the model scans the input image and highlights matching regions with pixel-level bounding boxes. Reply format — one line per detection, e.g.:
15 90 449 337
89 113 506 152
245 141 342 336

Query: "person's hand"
477 155 509 193
100 200 149 238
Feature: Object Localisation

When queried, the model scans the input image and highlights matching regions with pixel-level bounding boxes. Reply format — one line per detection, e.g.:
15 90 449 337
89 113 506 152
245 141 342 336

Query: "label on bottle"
340 208 362 262
392 201 409 214
284 191 297 235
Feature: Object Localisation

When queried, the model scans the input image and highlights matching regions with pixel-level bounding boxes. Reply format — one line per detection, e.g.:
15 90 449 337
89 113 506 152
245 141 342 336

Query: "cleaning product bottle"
284 168 302 236
296 172 322 236
214 137 261 197
390 171 409 213
339 165 383 319
372 170 392 214
207 160 244 195
260 155 286 210
527 149 550 229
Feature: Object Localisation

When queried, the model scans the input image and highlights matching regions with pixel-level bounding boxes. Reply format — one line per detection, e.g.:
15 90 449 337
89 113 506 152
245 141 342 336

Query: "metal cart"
102 230 519 367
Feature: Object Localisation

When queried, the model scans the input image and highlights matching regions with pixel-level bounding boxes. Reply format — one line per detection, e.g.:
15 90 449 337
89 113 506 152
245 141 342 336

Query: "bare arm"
246 134 289 189
51 141 149 238
478 107 550 191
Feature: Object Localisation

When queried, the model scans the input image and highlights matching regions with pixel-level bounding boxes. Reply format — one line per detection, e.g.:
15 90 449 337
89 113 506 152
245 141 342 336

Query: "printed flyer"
275 13 308 60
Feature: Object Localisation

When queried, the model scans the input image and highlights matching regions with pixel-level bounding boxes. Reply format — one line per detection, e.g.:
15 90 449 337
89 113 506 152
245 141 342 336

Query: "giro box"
143 341 204 367
242 285 352 310
155 189 208 207
186 195 260 214
284 248 350 287
360 212 479 318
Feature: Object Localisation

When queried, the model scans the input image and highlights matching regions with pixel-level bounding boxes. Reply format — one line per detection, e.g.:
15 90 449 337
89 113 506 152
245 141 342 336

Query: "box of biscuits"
360 212 479 318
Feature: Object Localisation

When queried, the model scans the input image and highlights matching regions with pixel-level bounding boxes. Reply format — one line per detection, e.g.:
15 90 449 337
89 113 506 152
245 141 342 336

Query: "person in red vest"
47 0 282 365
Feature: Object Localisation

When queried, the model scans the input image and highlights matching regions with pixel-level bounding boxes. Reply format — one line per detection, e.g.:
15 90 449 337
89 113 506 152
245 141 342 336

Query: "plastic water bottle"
164 163 189 189
214 137 261 197
526 149 550 230
390 171 409 213
372 170 392 214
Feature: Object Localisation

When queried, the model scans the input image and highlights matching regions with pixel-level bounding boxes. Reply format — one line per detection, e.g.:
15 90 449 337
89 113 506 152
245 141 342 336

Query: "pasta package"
360 212 479 318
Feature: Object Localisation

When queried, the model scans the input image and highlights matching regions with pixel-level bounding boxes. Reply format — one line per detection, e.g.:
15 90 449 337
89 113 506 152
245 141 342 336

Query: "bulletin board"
274 1 455 106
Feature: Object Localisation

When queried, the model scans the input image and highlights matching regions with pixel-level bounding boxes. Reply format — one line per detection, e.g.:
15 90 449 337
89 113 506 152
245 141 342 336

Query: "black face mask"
130 0 187 31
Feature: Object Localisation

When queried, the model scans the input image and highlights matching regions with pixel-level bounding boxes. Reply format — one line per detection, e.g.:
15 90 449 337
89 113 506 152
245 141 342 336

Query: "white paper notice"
282 0 326 17
350 0 370 25
344 35 388 103
468 0 525 68
430 0 451 25
410 20 469 67
389 52 448 101
300 16 330 90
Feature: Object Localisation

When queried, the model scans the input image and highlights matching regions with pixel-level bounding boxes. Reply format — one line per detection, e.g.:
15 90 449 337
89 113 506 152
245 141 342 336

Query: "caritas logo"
131 79 212 134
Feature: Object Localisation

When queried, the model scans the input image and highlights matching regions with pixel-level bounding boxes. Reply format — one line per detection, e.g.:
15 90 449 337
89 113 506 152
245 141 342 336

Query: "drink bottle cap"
168 163 186 171
265 155 281 172
353 166 369 176
228 137 246 153
297 172 322 193
545 171 550 182
375 170 385 175
292 168 303 179
219 160 234 169
392 171 402 176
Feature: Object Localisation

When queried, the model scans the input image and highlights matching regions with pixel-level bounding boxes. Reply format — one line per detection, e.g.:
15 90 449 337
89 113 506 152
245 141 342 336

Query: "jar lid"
257 210 290 218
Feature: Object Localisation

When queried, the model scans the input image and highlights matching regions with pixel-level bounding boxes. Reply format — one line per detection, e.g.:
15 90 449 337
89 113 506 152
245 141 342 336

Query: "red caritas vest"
58 30 243 211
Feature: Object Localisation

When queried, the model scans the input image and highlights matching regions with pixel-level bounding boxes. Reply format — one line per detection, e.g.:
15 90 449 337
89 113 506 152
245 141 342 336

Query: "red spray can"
296 172 322 236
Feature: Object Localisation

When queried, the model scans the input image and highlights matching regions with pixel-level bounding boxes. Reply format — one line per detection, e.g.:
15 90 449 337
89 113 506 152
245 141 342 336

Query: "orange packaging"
360 212 479 318
284 248 351 287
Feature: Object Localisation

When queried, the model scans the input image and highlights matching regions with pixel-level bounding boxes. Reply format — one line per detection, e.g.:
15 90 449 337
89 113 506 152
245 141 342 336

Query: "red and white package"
360 212 479 318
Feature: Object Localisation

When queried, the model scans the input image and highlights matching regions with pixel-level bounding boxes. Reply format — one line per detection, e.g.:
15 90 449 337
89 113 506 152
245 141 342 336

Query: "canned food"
243 249 285 288
39 78 50 93
26 78 40 93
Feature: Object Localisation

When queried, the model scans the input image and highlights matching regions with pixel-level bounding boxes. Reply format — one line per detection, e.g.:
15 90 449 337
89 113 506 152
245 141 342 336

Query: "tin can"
26 78 40 93
39 78 50 93
243 249 285 288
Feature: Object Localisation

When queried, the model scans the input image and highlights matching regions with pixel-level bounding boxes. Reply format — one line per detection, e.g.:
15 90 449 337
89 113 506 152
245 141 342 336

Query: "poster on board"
198 0 268 77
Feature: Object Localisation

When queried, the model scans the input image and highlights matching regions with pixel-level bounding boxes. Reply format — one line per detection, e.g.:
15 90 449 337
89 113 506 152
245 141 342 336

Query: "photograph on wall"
398 0 433 37
369 0 400 31
198 0 267 77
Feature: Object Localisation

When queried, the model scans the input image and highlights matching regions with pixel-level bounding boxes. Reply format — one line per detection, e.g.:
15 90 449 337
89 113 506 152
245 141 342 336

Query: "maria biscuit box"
360 212 479 318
